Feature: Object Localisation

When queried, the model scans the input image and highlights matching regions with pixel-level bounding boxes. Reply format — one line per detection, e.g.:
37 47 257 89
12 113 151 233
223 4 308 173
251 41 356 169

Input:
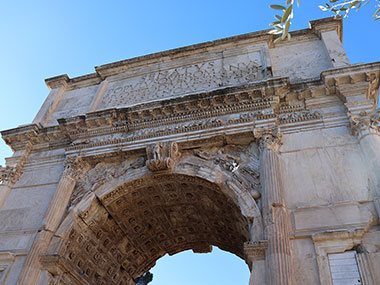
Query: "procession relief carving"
348 109 380 137
100 55 264 108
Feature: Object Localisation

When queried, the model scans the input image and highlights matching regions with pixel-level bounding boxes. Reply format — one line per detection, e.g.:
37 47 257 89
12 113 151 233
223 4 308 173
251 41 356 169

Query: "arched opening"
43 173 252 284
149 246 250 284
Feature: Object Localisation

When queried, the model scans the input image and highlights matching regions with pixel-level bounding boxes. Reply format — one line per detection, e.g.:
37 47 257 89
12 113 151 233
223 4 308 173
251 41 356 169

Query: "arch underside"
46 174 250 284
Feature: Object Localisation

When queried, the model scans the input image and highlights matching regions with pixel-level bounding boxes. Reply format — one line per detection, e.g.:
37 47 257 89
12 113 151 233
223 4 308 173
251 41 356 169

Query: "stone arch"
41 145 262 284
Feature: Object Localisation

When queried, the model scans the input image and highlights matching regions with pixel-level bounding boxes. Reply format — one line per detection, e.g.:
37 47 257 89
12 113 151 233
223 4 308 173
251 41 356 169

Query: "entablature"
2 62 379 158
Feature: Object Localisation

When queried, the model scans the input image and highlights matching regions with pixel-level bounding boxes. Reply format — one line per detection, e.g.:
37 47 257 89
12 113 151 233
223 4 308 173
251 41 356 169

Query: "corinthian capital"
253 127 282 152
62 157 89 180
348 109 380 137
0 166 17 185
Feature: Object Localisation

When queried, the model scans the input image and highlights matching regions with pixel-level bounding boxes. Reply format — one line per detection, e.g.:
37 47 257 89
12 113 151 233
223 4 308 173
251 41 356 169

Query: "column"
17 156 88 285
349 109 380 216
254 127 293 285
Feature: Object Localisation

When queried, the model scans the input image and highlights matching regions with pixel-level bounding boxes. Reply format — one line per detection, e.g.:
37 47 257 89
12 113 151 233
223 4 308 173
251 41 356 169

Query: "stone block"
0 184 57 232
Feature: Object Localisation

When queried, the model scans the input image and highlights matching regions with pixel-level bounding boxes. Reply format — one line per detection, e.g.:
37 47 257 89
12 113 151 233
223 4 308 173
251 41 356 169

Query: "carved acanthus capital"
146 141 181 172
348 109 380 137
63 157 90 180
253 127 282 152
0 166 16 185
244 240 268 260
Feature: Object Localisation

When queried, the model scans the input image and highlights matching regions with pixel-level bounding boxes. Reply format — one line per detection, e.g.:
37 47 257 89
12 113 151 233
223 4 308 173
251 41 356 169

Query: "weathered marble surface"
0 17 379 285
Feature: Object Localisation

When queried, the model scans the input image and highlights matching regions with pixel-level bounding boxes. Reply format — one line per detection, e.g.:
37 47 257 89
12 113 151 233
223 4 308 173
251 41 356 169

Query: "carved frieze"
146 141 181 172
279 110 321 124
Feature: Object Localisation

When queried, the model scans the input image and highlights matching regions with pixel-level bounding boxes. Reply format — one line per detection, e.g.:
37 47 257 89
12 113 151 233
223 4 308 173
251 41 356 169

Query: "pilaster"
244 240 268 285
254 126 294 285
349 109 380 218
17 156 89 285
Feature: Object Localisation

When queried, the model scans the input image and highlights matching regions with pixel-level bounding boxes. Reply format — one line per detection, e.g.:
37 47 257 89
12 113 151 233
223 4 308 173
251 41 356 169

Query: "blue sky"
0 1 379 284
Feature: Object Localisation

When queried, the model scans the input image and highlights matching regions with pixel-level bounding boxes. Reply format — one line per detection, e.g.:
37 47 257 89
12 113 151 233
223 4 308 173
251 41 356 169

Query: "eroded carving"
192 144 261 200
253 127 282 152
244 240 268 259
69 156 146 208
146 141 181 172
279 110 321 124
348 109 380 137
62 156 90 179
100 58 264 108
0 144 31 185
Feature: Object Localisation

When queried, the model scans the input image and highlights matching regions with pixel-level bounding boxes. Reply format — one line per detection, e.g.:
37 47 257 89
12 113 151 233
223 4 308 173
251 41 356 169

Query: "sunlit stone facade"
0 17 379 284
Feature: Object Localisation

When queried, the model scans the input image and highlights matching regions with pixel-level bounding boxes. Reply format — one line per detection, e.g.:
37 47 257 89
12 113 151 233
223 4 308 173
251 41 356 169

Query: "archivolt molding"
42 142 263 284
43 174 252 283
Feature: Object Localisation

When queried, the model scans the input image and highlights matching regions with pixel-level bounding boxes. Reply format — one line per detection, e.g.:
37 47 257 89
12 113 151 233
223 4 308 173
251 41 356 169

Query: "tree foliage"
269 0 380 42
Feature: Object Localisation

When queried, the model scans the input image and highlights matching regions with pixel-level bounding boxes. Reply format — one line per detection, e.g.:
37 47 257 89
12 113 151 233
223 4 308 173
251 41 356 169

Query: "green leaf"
282 5 293 23
269 21 281 26
270 4 287 10
284 19 291 35
286 0 292 4
319 5 328 11
275 14 282 21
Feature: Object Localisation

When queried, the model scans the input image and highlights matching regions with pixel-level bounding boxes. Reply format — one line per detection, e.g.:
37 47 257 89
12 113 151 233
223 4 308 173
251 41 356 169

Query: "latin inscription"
100 52 264 108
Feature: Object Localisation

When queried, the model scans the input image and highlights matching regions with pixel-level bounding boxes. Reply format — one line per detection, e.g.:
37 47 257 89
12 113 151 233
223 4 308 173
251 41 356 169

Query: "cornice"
43 17 342 91
309 16 343 43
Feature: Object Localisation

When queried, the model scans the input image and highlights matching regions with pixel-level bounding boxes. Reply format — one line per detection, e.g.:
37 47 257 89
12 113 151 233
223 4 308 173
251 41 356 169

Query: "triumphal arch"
0 17 379 284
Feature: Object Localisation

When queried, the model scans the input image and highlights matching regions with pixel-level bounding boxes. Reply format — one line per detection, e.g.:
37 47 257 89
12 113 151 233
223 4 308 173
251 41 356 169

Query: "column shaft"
260 143 293 284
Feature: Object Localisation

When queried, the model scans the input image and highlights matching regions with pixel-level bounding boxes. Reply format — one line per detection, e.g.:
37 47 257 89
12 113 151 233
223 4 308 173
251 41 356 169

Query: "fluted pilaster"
245 241 268 285
17 156 88 285
349 109 380 217
254 127 293 285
